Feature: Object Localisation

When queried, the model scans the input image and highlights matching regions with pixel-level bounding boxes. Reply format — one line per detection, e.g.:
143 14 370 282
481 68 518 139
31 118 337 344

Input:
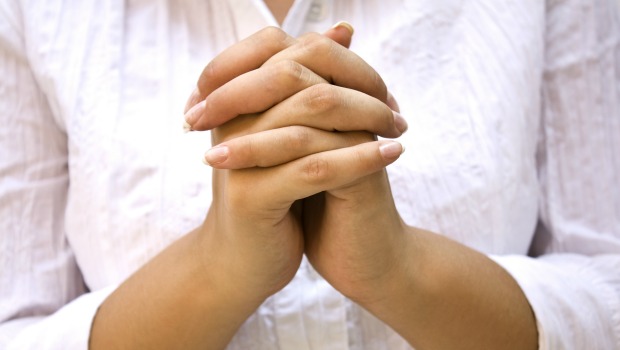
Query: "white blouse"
1 0 619 349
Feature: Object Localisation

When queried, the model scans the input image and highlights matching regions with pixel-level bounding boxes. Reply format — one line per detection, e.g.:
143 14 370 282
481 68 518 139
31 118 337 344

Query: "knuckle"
239 137 257 165
259 26 287 41
299 32 332 54
252 26 293 63
272 60 305 86
285 126 311 149
258 26 290 49
301 156 331 185
352 147 366 166
303 84 340 115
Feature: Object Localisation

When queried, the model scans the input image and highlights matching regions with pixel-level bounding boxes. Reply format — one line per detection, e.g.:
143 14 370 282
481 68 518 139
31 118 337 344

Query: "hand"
207 109 408 307
195 24 406 304
201 102 404 305
300 160 408 303
90 25 401 350
183 24 402 133
208 127 406 306
188 25 409 305
202 68 537 350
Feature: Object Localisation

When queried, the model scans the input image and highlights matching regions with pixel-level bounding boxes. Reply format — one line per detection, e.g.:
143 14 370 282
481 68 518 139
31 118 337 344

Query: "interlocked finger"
204 126 373 169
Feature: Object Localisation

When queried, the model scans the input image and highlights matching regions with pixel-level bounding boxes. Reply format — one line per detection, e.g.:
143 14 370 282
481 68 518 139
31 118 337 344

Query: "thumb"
323 21 354 48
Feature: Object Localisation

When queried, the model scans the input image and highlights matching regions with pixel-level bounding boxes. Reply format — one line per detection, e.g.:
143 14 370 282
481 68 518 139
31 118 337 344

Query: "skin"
263 0 291 25
90 1 538 348
89 25 401 350
187 27 538 350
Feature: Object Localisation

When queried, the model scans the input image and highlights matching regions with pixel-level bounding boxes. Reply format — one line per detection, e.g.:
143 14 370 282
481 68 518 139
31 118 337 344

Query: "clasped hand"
184 26 409 307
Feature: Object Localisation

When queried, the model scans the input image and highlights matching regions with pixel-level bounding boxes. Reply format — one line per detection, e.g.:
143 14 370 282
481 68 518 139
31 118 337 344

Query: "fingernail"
182 120 192 133
331 21 355 35
185 100 206 127
379 141 404 159
393 111 408 134
204 145 229 165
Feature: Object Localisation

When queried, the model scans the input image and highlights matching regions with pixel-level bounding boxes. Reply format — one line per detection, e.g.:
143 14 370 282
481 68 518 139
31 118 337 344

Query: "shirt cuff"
491 254 620 350
5 285 116 350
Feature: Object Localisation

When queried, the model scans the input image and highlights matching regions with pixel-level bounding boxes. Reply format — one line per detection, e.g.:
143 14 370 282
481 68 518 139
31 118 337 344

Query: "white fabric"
0 0 618 349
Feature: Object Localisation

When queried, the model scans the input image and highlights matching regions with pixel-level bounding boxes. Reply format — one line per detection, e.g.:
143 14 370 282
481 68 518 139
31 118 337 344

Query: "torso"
23 1 545 348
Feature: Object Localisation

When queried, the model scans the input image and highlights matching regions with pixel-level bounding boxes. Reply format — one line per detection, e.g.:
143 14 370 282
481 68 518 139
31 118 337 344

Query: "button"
306 0 327 22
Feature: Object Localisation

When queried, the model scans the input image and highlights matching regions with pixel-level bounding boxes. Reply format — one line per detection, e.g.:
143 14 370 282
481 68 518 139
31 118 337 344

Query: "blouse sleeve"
0 1 114 348
492 0 620 348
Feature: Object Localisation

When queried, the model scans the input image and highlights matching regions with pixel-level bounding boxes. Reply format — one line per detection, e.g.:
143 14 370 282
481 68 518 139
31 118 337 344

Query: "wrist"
194 222 272 310
90 226 266 350
335 222 415 307
349 227 538 350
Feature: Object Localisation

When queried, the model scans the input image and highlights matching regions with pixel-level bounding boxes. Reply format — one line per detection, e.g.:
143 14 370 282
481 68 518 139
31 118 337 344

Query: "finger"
212 84 408 142
183 88 202 114
204 127 373 169
194 27 297 101
263 32 388 104
185 26 382 120
188 23 353 114
187 60 327 130
323 21 354 48
264 84 407 138
387 91 400 113
251 140 404 206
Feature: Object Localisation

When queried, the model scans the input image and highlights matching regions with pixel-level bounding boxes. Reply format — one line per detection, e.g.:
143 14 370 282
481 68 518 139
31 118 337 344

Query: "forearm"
357 228 538 350
89 227 261 350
